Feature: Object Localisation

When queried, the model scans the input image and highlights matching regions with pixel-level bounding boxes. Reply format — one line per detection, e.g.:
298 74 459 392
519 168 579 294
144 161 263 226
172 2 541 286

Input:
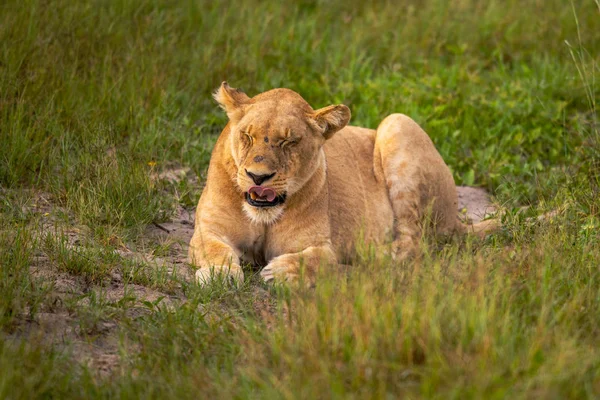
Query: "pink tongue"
249 186 277 202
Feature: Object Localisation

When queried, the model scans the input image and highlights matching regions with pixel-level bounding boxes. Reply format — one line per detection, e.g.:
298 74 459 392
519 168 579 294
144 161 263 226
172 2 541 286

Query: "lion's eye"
242 132 253 145
279 138 300 148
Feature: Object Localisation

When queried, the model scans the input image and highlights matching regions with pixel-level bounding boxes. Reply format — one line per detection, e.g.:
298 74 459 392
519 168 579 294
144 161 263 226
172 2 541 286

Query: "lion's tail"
460 218 502 238
458 208 561 239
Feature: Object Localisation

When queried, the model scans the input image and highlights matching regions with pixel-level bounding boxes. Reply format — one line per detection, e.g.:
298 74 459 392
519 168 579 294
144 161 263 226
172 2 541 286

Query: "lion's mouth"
245 186 286 208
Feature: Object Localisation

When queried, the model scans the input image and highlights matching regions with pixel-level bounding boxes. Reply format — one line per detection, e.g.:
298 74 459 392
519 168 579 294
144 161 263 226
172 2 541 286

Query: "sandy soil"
456 186 496 224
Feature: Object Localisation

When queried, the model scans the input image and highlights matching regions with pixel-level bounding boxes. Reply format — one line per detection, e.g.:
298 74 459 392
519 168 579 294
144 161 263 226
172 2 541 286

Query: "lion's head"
214 82 351 224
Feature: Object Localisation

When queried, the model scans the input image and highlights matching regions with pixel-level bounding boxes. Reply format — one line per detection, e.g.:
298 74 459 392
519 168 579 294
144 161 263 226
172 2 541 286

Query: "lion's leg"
188 232 244 286
374 114 458 261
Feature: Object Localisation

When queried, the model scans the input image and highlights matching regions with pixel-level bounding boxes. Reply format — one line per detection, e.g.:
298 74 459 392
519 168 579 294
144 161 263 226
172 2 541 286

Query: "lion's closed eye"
242 132 254 145
279 137 301 149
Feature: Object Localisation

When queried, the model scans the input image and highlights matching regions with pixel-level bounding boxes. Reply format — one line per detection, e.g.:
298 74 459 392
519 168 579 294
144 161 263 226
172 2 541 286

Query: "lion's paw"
195 264 244 287
260 261 298 283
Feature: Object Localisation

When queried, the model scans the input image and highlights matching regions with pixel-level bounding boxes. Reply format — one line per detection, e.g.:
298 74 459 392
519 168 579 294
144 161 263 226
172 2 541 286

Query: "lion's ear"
312 104 351 139
213 81 250 122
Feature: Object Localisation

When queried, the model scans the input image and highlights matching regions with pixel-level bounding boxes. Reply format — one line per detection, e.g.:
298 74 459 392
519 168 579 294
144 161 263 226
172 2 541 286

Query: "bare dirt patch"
457 186 496 224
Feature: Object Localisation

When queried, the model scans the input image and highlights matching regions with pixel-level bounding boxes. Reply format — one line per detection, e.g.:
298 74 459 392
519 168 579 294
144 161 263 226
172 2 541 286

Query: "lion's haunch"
248 186 277 201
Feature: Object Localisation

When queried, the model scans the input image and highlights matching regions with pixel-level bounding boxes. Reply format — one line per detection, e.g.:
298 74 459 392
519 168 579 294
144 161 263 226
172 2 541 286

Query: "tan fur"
188 83 484 285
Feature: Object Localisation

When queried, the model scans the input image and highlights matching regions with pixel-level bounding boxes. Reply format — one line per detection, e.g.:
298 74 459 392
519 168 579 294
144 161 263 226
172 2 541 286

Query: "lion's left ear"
213 81 251 122
311 104 351 139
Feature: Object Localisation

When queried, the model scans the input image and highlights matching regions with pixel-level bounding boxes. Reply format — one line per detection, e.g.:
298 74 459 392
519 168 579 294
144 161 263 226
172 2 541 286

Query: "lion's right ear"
213 81 250 122
311 104 351 140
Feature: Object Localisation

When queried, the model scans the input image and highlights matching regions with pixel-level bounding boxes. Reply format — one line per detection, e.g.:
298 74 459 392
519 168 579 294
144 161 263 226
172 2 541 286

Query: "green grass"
0 226 49 330
0 0 599 398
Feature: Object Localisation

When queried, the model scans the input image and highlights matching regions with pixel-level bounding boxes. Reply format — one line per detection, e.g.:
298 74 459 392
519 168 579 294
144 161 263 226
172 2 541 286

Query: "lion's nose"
245 170 275 186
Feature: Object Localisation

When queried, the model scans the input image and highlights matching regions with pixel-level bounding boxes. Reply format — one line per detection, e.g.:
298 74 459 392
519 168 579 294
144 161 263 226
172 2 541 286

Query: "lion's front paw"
260 260 298 284
195 263 244 287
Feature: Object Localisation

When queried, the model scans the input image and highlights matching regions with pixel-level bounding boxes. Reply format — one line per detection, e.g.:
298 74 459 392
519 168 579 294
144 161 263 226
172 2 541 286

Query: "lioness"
189 82 492 285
